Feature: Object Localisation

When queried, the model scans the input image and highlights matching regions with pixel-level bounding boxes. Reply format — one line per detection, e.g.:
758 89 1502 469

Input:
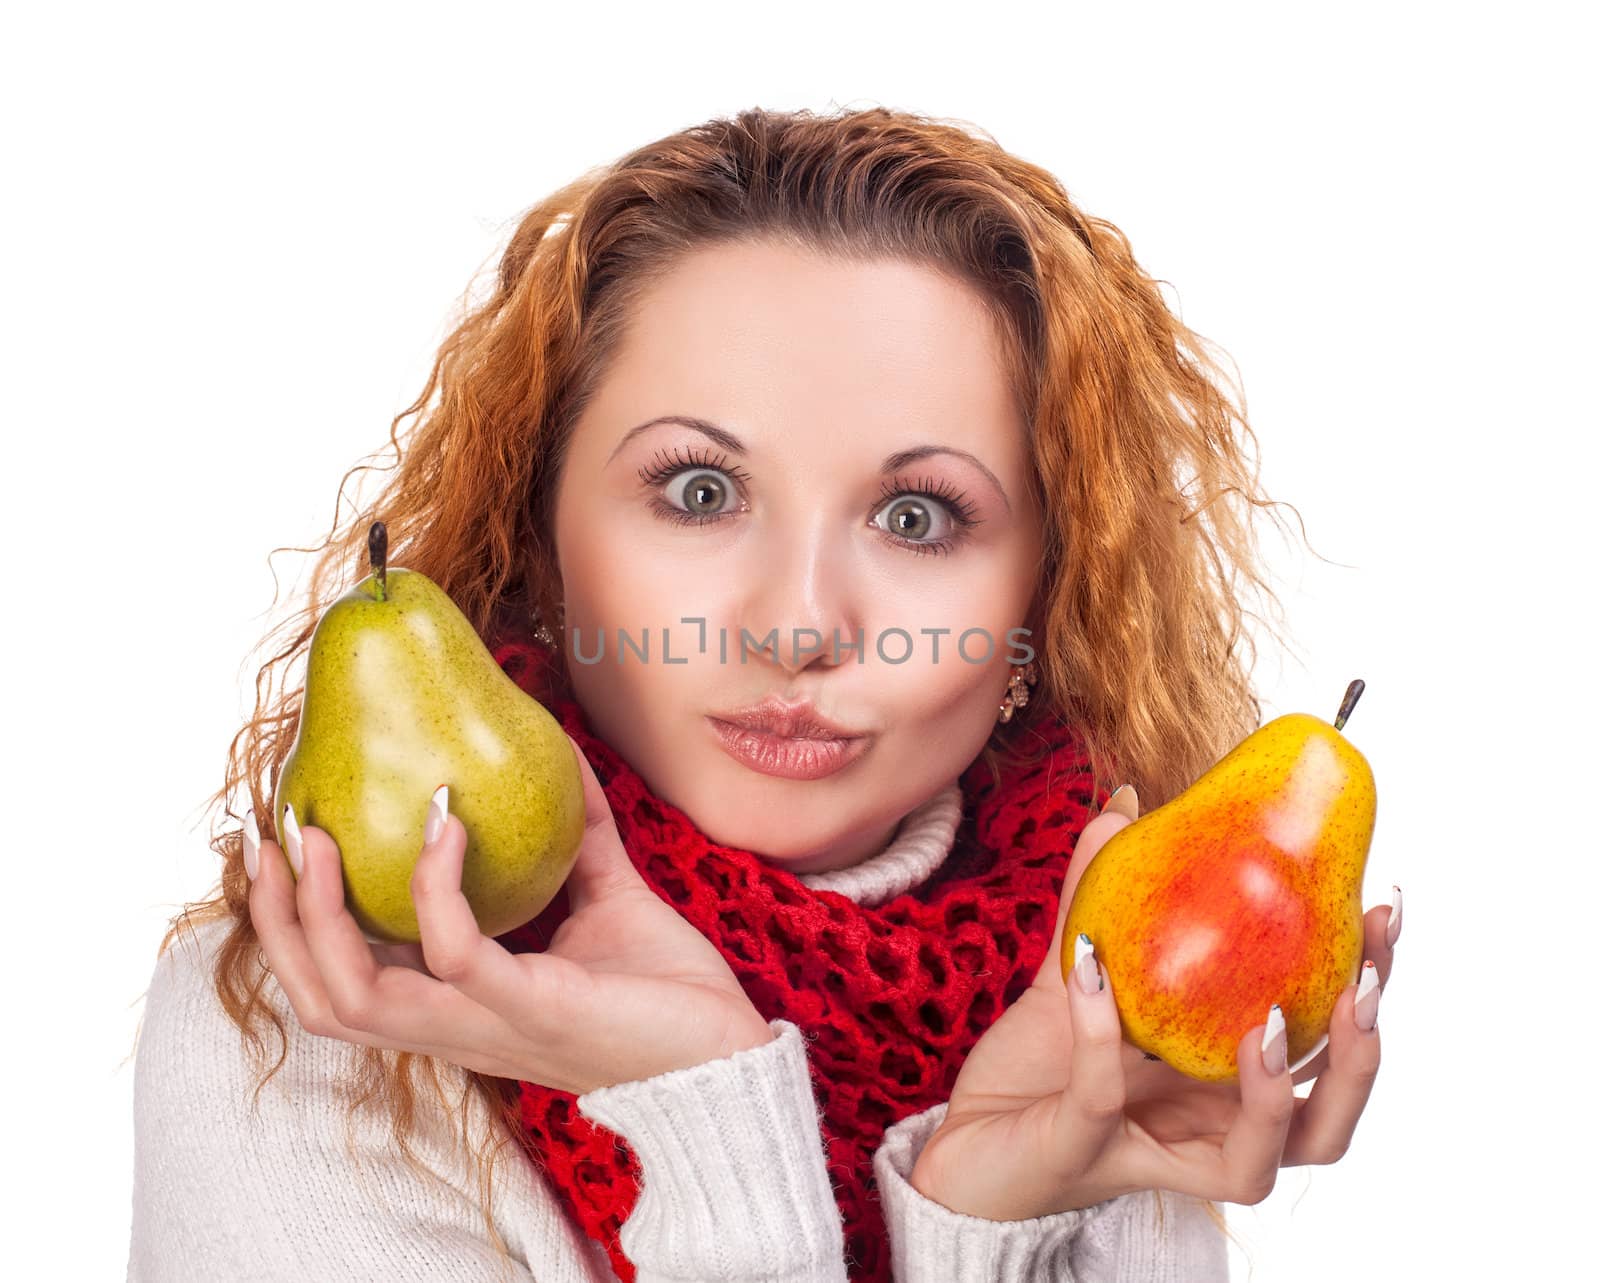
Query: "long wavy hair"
143 104 1314 1263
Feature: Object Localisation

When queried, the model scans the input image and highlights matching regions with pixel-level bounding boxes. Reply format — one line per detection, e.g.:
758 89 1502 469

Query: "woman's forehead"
621 238 1002 370
581 240 1029 470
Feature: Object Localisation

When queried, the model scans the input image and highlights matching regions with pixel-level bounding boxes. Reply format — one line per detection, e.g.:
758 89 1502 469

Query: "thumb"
561 732 648 913
1037 786 1140 991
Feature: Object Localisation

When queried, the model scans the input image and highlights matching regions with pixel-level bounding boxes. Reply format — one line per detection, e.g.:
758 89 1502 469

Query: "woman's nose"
739 529 863 673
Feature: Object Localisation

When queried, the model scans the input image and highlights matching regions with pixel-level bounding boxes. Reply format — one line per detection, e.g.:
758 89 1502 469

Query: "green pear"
272 521 585 943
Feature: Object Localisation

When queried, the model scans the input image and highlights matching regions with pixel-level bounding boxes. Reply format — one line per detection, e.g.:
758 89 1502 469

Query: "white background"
5 2 1594 1278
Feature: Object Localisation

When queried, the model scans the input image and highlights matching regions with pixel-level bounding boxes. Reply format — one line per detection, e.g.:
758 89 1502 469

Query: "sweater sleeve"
126 919 615 1283
575 1018 849 1283
874 1101 1231 1282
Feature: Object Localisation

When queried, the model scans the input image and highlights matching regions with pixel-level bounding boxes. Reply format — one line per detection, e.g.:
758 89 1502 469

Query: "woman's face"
551 237 1044 874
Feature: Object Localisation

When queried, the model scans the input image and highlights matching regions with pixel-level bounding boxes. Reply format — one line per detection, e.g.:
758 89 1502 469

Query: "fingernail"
1354 959 1381 1032
243 810 260 881
424 784 449 846
283 803 304 877
1073 932 1104 994
1103 784 1138 819
1262 1003 1287 1075
1385 885 1403 950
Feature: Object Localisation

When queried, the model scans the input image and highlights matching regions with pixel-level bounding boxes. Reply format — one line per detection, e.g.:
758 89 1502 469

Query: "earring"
997 661 1038 724
532 601 565 648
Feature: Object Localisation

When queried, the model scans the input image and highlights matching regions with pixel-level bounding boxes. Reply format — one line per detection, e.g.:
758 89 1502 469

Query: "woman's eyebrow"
884 444 1012 515
610 414 1012 513
608 415 743 463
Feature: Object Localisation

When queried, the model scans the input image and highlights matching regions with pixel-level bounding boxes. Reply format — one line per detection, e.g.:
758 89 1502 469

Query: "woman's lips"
706 716 870 780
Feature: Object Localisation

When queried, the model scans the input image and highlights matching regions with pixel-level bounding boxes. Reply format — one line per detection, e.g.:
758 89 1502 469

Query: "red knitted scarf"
487 633 1106 1282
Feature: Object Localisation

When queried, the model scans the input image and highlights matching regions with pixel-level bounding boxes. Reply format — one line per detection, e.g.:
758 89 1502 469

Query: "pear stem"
368 521 388 602
1333 678 1365 732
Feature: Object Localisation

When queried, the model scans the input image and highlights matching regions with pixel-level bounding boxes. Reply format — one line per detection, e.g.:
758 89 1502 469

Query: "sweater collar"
792 782 964 908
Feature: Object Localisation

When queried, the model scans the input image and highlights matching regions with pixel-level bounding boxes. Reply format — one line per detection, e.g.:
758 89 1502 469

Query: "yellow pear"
1062 680 1377 1081
272 521 585 943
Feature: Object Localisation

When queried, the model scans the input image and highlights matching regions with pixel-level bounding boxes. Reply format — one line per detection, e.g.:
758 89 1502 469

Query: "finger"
293 817 445 1035
561 733 647 914
1048 933 1128 1176
1283 962 1382 1166
253 817 487 1059
247 823 378 1043
1367 892 1399 988
409 801 592 1032
290 811 542 1065
294 815 550 1062
1035 808 1135 992
1213 1005 1297 1205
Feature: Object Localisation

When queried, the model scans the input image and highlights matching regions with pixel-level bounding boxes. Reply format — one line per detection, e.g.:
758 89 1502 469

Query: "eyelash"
635 446 982 557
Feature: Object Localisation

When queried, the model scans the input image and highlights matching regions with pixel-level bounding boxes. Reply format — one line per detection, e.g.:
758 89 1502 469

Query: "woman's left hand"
908 786 1397 1220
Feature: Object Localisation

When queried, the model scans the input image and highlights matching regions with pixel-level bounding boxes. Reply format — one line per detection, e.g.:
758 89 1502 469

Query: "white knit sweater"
127 782 1228 1281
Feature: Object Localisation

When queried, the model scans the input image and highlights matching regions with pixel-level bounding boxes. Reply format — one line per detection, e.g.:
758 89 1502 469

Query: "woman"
127 105 1396 1282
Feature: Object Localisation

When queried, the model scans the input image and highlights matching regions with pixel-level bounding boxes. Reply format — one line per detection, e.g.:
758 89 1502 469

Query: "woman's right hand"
245 732 775 1096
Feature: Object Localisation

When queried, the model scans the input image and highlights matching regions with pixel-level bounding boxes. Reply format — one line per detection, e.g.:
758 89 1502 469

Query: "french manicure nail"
283 803 304 877
1354 959 1381 1032
424 784 449 846
1385 885 1403 950
1262 1003 1287 1075
1073 933 1104 994
1104 783 1139 816
243 810 260 881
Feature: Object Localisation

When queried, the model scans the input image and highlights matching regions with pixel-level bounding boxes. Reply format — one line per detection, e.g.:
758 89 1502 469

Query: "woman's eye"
662 468 735 519
643 463 742 524
639 448 748 527
871 494 957 546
